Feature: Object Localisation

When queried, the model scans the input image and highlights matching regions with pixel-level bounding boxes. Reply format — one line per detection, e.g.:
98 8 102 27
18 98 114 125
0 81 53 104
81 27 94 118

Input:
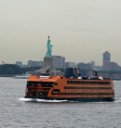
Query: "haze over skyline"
0 0 121 66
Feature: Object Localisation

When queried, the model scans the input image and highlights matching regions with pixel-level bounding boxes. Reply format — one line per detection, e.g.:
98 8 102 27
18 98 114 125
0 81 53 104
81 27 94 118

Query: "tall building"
52 55 65 69
28 60 42 67
65 62 77 69
103 51 111 70
103 51 121 71
77 62 92 76
91 61 95 70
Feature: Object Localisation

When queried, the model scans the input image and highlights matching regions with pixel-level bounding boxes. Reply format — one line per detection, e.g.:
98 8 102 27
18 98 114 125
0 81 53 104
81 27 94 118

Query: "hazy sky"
0 0 121 66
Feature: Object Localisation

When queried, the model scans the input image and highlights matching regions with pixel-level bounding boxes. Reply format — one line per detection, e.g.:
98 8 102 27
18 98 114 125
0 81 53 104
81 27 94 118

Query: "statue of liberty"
45 36 53 57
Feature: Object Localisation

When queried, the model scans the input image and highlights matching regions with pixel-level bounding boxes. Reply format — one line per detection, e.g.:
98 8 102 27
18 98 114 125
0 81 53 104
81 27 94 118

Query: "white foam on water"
19 97 68 103
19 97 121 103
114 97 121 103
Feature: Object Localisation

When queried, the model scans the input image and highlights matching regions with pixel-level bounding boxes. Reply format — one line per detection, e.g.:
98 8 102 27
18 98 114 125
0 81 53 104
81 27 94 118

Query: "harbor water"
0 77 121 128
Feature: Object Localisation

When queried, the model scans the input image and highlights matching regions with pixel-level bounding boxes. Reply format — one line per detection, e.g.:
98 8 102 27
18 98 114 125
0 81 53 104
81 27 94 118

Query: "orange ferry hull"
25 75 114 102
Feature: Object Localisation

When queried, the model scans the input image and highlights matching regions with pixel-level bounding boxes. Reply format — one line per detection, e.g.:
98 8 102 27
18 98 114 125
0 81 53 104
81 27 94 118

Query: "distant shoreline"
0 75 14 77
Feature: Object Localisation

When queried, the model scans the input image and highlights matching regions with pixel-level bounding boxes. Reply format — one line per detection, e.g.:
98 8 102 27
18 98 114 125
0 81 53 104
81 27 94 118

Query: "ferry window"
27 82 37 86
52 89 60 95
68 81 70 84
70 81 73 84
33 92 36 96
77 81 80 84
27 82 32 86
67 81 70 84
41 82 53 87
27 82 30 86
37 83 42 86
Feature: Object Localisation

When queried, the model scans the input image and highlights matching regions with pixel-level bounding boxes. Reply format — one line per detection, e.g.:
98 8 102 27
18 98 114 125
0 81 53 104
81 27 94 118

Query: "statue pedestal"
43 57 53 70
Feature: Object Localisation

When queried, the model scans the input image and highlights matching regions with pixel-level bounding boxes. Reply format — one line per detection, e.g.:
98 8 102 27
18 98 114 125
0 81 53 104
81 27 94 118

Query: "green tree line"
0 64 40 75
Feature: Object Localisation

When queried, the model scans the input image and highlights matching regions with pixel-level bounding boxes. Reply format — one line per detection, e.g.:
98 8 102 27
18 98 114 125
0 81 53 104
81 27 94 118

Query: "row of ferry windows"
27 82 53 87
64 86 112 90
67 81 110 85
61 92 113 95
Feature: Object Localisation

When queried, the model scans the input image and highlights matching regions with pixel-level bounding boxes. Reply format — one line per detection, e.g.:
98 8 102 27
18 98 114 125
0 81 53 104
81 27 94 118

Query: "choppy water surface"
0 77 121 128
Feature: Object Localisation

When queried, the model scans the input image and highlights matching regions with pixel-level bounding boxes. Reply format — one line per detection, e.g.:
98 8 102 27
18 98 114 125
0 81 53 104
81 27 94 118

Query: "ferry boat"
24 69 115 102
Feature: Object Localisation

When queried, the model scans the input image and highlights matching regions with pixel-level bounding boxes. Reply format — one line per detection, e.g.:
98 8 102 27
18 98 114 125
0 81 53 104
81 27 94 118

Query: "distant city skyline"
0 0 121 65
15 51 121 70
1 44 121 67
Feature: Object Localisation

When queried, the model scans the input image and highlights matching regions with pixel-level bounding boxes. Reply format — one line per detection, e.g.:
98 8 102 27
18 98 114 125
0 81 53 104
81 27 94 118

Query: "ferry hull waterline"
25 75 114 102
